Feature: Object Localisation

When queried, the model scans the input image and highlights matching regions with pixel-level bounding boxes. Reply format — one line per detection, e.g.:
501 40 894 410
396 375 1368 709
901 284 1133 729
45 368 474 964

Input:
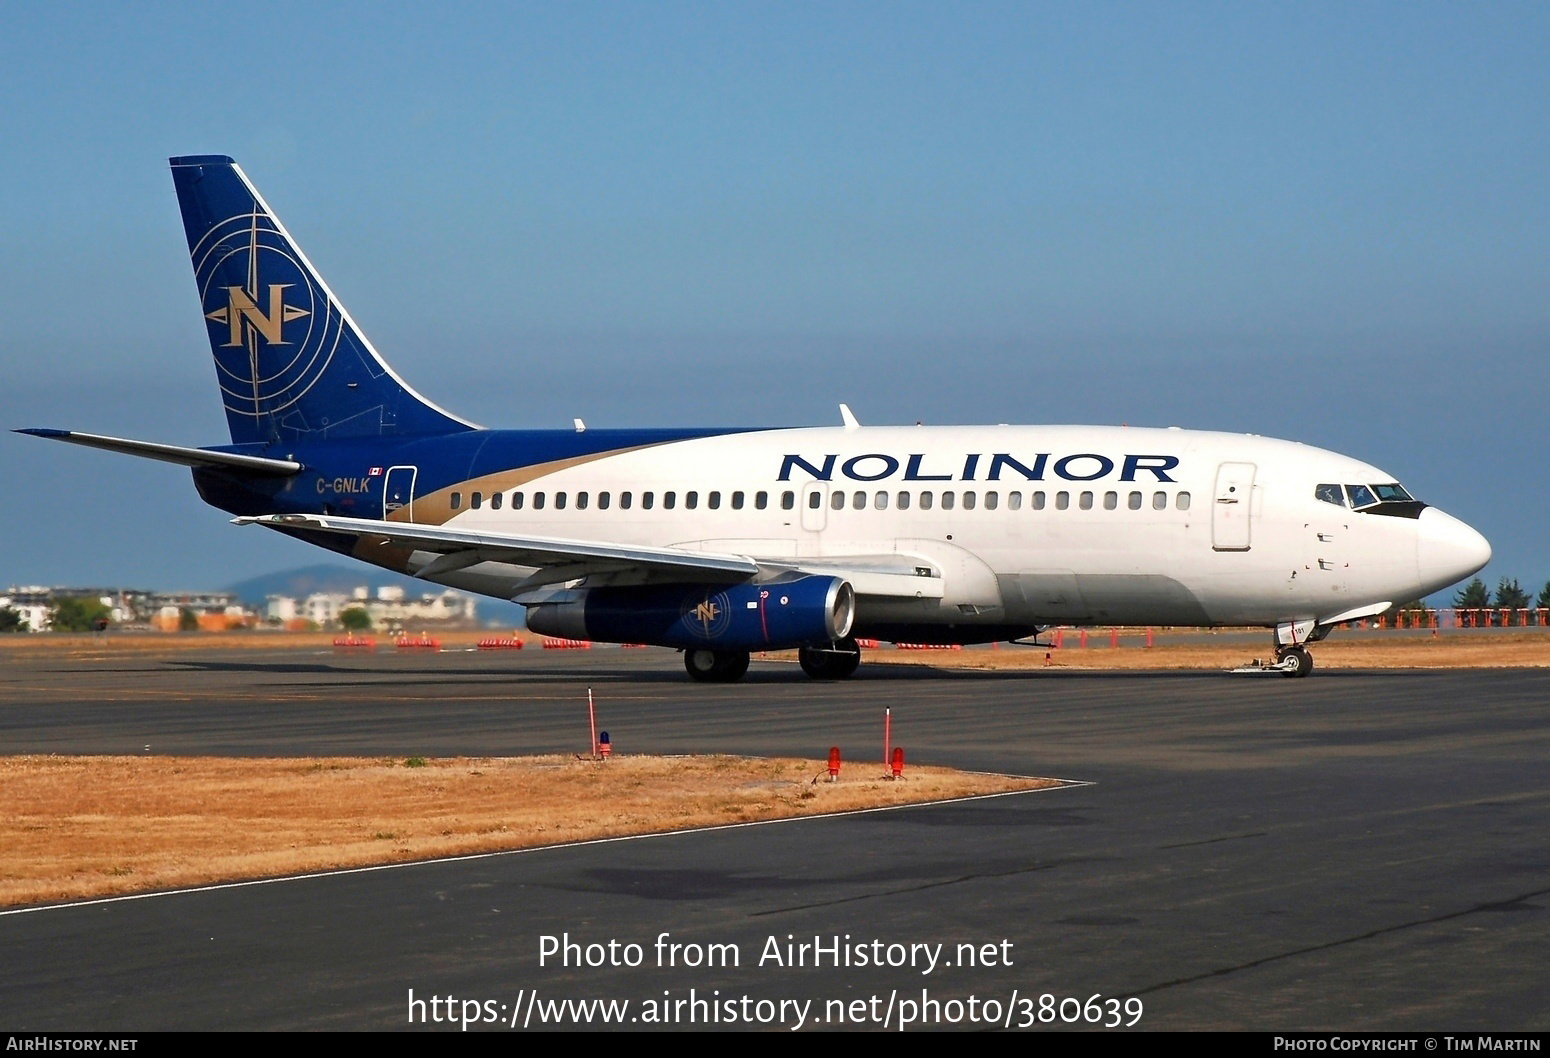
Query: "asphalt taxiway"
0 647 1545 1030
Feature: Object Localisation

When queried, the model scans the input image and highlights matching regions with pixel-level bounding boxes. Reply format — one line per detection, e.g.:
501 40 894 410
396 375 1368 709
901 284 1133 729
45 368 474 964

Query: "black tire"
1278 646 1314 678
798 645 832 679
685 648 721 682
799 638 862 680
684 648 750 683
718 651 750 682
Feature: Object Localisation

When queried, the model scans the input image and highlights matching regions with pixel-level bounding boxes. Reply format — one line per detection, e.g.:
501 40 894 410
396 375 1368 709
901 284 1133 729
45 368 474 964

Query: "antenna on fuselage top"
839 404 860 430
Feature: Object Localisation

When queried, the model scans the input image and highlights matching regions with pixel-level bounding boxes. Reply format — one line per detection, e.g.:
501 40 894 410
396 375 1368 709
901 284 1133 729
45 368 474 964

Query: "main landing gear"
683 648 750 683
682 638 865 682
798 638 862 680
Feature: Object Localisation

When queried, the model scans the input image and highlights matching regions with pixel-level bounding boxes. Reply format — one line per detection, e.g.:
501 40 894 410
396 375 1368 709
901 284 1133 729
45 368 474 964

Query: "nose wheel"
1275 645 1314 678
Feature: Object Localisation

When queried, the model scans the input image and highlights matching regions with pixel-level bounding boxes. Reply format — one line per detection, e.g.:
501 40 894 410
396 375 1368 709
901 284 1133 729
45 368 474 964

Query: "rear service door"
1212 462 1256 551
384 465 417 520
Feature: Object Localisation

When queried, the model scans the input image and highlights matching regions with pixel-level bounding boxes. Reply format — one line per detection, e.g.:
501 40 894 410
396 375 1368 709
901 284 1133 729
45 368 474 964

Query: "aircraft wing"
237 513 943 599
238 513 761 585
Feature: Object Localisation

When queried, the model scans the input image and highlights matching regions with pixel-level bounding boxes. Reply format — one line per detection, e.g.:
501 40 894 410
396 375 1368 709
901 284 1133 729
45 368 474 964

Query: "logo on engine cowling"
681 592 732 639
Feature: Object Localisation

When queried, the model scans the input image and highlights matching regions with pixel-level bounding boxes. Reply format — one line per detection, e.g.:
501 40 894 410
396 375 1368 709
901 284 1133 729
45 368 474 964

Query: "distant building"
0 587 54 632
259 585 477 629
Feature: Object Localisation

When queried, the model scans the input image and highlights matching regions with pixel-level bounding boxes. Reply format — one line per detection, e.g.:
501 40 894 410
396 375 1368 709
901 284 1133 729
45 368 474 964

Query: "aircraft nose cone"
1416 507 1491 595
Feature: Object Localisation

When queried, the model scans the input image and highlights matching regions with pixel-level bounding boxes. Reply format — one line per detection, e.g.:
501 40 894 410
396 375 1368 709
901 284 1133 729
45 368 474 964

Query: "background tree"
178 608 199 632
1538 582 1550 610
1453 577 1490 610
339 607 372 631
0 607 28 633
1495 578 1529 610
48 597 110 633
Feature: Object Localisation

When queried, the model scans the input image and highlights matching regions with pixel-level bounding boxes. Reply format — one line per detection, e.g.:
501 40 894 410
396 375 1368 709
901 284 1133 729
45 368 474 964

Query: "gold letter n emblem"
206 284 309 347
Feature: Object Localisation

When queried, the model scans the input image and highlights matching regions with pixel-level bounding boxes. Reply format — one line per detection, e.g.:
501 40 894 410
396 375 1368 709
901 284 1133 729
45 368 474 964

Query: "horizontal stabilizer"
15 429 301 475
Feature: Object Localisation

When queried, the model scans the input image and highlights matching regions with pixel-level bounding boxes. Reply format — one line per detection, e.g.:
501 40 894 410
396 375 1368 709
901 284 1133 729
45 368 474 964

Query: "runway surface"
0 646 1546 1030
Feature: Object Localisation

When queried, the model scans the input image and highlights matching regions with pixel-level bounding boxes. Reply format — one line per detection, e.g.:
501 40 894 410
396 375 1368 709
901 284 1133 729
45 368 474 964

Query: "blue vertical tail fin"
169 155 477 445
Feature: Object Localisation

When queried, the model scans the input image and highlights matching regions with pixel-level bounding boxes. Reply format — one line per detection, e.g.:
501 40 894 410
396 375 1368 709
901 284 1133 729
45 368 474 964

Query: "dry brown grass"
876 634 1550 671
0 755 1050 908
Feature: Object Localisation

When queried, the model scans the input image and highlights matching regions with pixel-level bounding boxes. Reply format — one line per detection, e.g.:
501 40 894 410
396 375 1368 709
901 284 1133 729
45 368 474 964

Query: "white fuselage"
414 424 1489 634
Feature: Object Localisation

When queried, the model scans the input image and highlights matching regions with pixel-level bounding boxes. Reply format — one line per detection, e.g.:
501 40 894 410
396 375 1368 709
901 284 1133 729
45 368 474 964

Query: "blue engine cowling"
525 575 855 651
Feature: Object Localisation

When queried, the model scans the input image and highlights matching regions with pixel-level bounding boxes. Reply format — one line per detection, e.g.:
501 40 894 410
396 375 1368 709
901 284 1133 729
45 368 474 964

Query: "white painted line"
0 779 1090 918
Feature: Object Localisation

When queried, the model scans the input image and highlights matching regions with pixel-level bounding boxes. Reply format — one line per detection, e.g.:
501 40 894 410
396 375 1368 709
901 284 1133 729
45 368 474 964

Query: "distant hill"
225 563 525 626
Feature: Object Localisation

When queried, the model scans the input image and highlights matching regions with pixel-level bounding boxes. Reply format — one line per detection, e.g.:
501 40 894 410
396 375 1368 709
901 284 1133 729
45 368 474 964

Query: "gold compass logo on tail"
204 284 310 347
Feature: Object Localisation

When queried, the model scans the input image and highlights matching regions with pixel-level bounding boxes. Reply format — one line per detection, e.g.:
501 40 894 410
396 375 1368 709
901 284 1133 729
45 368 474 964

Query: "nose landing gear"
1274 645 1314 677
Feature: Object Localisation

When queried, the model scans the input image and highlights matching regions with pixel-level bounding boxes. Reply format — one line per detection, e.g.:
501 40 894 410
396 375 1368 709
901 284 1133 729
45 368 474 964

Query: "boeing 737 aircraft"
20 156 1492 680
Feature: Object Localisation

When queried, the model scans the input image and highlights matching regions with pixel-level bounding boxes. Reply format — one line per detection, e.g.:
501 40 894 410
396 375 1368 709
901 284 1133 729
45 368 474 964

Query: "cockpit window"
1372 483 1413 502
1346 484 1378 509
1315 484 1346 506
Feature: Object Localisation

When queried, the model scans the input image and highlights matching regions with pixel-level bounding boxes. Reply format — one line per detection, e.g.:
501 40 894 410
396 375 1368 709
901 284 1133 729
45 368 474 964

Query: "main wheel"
684 648 750 683
798 638 862 680
1277 645 1314 678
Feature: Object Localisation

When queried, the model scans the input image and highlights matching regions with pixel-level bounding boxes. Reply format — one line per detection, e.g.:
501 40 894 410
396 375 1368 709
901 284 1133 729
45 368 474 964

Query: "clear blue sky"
1 2 1545 597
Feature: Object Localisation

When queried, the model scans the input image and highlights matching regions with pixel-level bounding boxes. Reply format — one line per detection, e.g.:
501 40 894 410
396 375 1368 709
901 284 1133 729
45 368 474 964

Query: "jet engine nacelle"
526 575 855 651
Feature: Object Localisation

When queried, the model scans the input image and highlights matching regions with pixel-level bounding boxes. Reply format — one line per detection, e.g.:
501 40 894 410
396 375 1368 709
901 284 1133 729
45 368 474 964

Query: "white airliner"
20 156 1492 681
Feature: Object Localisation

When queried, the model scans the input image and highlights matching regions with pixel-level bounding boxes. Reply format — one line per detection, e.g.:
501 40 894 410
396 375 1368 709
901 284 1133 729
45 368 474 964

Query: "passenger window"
533 492 545 510
755 491 768 510
875 491 888 510
664 492 676 510
686 491 699 510
942 491 956 510
808 491 821 510
708 491 720 510
1177 492 1191 511
853 491 866 510
1103 491 1117 510
1055 491 1069 510
620 492 632 509
963 491 977 510
1079 491 1093 510
450 492 462 510
985 491 999 510
831 491 844 511
1153 491 1166 510
732 491 744 510
1128 491 1142 510
471 491 483 510
896 490 911 510
491 492 503 511
781 491 794 510
598 492 610 510
642 492 654 510
554 492 567 510
512 492 524 510
1032 491 1046 510
920 492 934 510
1315 483 1346 507
1008 492 1022 511
576 491 589 510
